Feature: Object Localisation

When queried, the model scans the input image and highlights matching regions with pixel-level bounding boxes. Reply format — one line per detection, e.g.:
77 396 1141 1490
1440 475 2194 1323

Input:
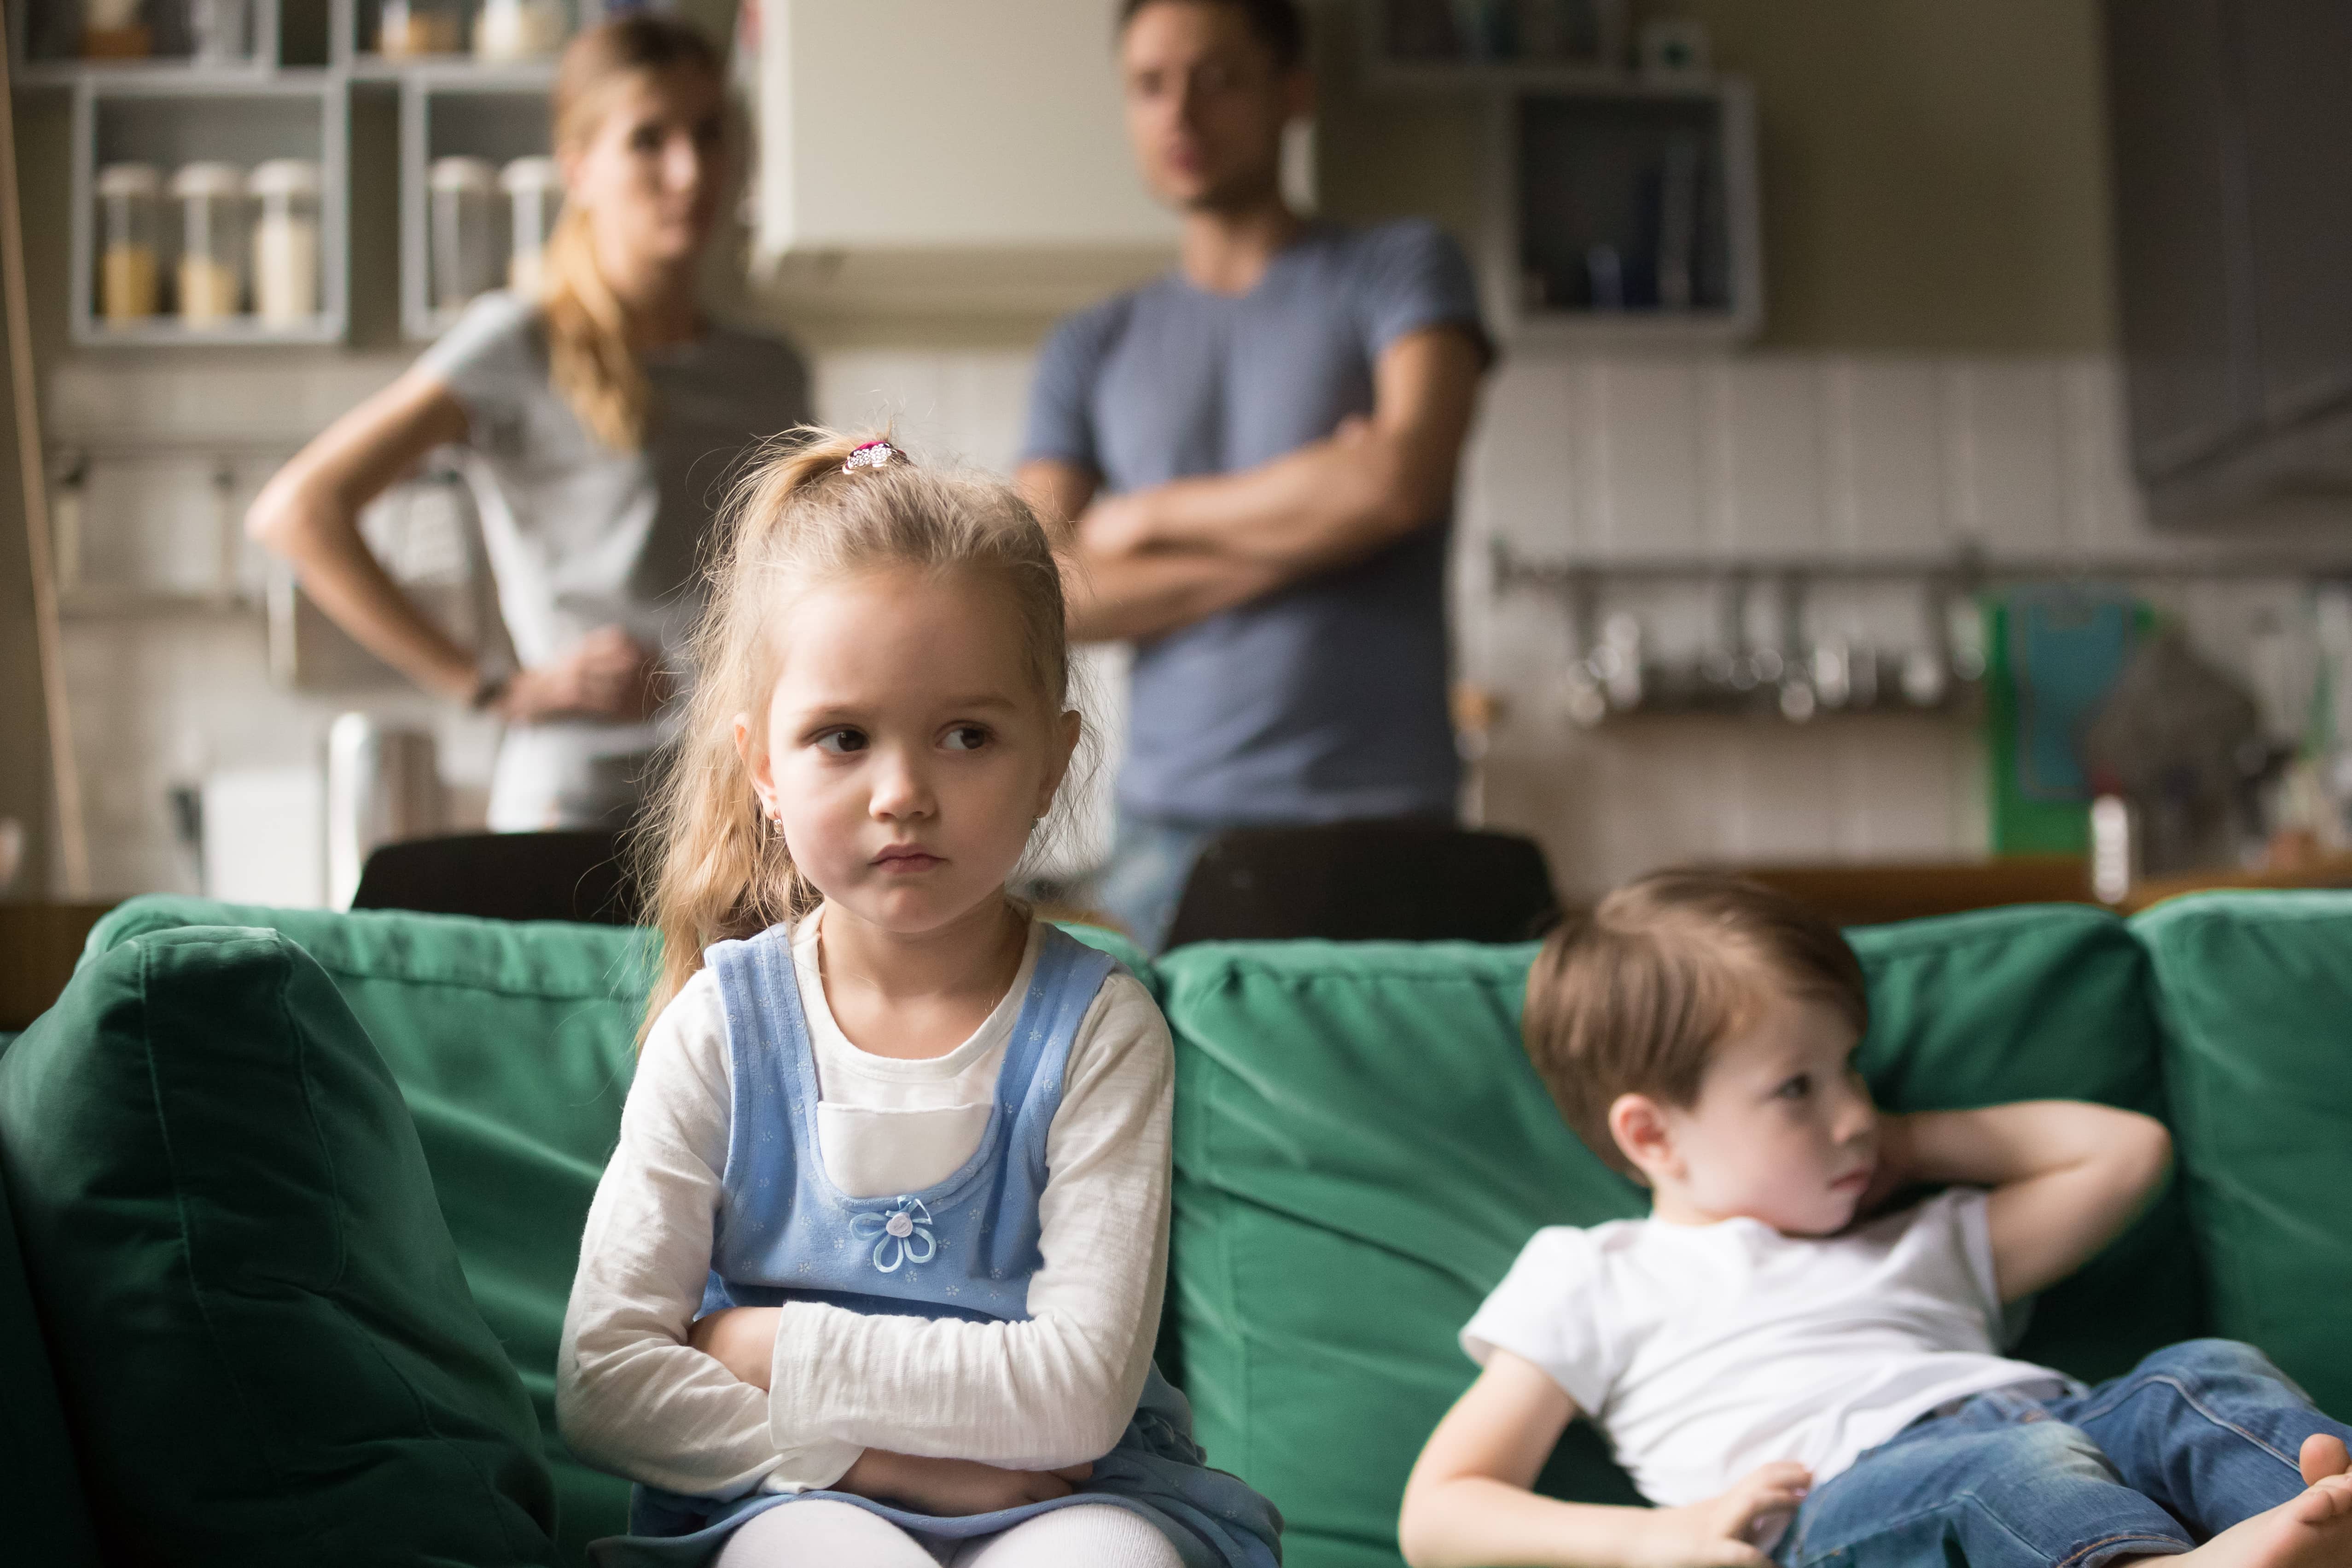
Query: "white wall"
47 338 2338 903
801 344 2337 898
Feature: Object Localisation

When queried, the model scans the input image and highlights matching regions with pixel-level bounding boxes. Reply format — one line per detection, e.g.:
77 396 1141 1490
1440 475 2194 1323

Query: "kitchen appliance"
326 714 446 909
201 766 326 907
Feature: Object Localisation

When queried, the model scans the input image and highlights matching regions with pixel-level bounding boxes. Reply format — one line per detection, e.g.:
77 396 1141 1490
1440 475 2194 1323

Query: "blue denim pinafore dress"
587 923 1282 1568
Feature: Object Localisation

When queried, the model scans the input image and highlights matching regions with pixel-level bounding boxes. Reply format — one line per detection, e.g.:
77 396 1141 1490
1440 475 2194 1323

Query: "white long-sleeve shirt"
556 917 1173 1501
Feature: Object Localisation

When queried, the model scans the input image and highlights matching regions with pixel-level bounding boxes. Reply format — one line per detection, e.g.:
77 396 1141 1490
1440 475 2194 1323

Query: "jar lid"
97 162 162 198
249 158 322 197
498 155 562 194
168 161 247 199
430 156 498 194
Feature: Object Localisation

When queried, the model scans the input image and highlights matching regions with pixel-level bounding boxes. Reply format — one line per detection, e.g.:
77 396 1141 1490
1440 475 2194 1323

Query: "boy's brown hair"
1523 870 1869 1180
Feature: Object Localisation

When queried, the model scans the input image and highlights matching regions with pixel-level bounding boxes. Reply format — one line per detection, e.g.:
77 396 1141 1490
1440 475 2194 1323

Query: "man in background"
1019 0 1491 951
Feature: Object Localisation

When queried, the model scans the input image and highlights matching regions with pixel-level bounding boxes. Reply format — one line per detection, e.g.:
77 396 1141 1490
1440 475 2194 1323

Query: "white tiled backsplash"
47 343 2335 903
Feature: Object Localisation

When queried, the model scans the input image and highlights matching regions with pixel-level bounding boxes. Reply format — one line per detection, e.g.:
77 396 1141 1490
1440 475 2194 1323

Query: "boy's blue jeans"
1777 1341 2352 1568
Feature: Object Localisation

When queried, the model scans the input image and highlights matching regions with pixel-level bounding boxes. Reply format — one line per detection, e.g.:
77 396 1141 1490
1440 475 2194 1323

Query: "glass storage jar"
82 0 151 58
249 158 321 326
188 0 253 62
499 155 562 298
377 0 466 56
96 162 162 325
429 157 501 313
169 162 246 326
474 0 565 60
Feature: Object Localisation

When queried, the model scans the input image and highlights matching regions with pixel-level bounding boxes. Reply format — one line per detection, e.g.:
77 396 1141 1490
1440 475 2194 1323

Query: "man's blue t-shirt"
1022 219 1490 826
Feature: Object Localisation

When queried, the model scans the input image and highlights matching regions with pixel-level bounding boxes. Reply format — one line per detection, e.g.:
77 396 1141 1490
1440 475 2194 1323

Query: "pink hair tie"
843 439 898 472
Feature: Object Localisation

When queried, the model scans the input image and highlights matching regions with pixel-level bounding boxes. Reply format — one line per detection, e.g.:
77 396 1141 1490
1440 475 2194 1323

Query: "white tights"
712 1498 1187 1568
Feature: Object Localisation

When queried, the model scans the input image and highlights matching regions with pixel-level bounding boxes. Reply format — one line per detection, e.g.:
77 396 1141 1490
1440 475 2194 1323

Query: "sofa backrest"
0 1082 104 1568
52 894 2279 1568
1153 904 2208 1568
86 897 651 1563
72 897 1152 1564
2134 891 2352 1415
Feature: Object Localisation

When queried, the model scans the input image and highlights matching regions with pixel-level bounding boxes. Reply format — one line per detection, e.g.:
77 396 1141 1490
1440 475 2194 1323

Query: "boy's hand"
688 1306 782 1390
838 1450 1094 1516
1644 1463 1811 1568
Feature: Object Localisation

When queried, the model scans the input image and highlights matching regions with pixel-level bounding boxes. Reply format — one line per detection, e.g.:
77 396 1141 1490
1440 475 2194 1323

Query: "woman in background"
249 15 810 831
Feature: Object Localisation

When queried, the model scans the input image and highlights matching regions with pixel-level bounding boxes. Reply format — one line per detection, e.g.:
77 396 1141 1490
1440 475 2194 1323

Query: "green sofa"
1 892 2346 1568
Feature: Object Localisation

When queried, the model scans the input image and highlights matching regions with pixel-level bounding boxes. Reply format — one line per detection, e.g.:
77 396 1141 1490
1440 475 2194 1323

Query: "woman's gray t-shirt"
1021 220 1488 826
418 291 811 828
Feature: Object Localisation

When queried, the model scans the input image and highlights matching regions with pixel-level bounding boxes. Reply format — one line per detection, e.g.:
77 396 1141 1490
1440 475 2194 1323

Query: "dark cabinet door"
2104 0 2255 479
2236 0 2352 428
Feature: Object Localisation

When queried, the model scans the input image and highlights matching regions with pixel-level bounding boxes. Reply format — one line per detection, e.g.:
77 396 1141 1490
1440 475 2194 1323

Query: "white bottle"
499 156 563 298
429 156 500 312
248 158 322 326
474 0 568 60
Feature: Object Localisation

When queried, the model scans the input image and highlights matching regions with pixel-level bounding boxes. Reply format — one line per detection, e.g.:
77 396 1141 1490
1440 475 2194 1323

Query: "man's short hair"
1118 0 1308 72
1521 870 1869 1180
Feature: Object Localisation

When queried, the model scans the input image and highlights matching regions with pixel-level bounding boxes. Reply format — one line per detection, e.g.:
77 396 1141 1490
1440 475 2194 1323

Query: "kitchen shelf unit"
332 0 577 77
69 72 351 346
1360 0 1628 94
31 0 566 350
7 0 298 84
398 61 554 339
1480 75 1761 346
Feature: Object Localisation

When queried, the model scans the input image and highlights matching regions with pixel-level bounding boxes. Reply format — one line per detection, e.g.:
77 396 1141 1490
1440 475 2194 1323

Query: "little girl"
557 430 1282 1568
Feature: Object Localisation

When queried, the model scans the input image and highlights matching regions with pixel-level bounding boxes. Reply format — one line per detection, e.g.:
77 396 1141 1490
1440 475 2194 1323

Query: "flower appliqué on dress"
850 1196 937 1273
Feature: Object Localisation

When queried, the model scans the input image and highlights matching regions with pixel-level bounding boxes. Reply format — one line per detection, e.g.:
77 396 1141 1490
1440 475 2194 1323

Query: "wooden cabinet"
2235 0 2352 428
2104 0 2352 517
1482 77 1760 346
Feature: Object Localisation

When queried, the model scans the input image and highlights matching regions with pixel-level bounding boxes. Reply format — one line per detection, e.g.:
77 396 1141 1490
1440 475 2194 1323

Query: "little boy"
1399 871 2352 1568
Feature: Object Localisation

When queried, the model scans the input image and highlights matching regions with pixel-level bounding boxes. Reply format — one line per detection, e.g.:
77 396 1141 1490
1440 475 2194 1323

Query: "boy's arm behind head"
1886 1102 2173 1303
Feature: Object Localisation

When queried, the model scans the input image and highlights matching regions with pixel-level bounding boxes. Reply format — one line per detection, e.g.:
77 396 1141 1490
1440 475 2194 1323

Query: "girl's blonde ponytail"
542 17 722 451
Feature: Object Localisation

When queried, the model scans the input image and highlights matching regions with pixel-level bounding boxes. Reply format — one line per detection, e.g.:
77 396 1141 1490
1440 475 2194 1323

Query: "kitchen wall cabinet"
398 64 553 338
1481 76 1760 346
751 0 1194 326
70 76 350 345
2103 0 2352 519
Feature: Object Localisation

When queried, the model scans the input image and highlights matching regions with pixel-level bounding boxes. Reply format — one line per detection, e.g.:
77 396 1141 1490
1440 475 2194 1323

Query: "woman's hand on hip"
689 1306 782 1390
500 625 669 723
836 1451 1094 1516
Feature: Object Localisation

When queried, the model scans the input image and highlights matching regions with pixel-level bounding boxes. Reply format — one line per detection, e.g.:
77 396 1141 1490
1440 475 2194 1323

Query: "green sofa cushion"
1851 906 2206 1381
79 898 1147 1561
0 924 559 1567
89 897 649 1561
2134 891 2352 1416
0 1047 102 1568
1159 905 2206 1568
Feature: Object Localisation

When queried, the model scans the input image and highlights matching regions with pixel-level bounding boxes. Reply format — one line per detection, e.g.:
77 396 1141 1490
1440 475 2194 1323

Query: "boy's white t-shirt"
1462 1190 2067 1507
